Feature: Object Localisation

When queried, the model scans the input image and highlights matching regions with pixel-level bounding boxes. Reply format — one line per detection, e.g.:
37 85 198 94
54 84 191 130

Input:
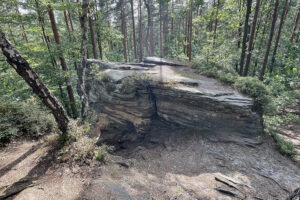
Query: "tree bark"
213 0 219 46
260 0 279 80
88 9 98 59
188 0 193 61
243 0 260 76
48 4 78 118
120 0 128 62
159 0 163 57
145 0 154 56
138 0 143 61
15 5 28 43
163 0 169 55
239 0 252 75
78 0 90 120
130 0 138 61
0 30 69 133
290 10 300 43
270 0 289 73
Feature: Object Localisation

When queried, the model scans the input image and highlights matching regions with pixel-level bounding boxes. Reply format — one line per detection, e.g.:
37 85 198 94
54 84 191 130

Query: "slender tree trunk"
96 31 103 60
93 3 103 60
0 30 69 133
120 0 128 62
213 0 219 45
138 0 143 61
171 0 174 36
188 0 193 62
184 14 188 54
48 4 78 118
7 24 16 44
239 0 252 75
290 11 300 43
163 0 169 55
88 9 98 59
260 0 279 80
62 0 72 39
15 5 28 43
145 0 154 56
78 0 89 120
243 0 260 76
270 0 289 73
159 0 163 57
130 0 138 61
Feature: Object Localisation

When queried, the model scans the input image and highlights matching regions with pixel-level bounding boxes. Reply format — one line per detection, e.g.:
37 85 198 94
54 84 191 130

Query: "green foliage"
94 144 114 163
192 62 238 84
266 128 297 156
234 77 271 109
0 98 55 144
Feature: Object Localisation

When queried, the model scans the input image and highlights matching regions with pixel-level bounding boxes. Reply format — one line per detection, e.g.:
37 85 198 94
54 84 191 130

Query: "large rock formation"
86 58 263 146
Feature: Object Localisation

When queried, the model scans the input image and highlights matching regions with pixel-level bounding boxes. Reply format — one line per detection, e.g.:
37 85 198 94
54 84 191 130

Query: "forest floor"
0 121 300 200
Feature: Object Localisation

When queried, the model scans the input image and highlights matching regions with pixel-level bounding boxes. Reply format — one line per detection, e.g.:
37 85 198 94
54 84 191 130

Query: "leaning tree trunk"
260 0 279 81
0 30 69 133
78 0 90 120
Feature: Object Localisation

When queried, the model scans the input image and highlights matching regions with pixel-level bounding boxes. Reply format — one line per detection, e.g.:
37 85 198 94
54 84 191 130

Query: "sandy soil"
0 122 299 200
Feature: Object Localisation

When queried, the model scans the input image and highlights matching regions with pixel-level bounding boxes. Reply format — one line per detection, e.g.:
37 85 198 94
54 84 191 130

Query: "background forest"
0 0 299 155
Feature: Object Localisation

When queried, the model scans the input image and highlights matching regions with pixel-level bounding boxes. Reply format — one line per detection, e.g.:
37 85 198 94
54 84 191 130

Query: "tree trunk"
171 0 174 36
213 0 219 45
239 0 252 75
130 0 138 61
270 0 289 73
138 0 143 61
0 30 69 133
15 5 28 43
120 0 128 62
243 0 260 76
96 31 103 60
88 9 98 59
7 24 16 44
163 0 169 55
260 0 279 80
48 4 78 118
62 0 72 39
188 0 193 62
145 0 154 56
78 0 90 120
159 0 163 57
290 11 300 43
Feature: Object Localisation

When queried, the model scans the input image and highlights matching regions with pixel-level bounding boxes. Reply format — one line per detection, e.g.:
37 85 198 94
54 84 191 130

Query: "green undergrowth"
47 120 114 164
0 98 55 145
193 62 299 157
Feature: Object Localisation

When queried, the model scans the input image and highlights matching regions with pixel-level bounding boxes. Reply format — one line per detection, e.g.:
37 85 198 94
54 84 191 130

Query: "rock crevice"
86 58 263 146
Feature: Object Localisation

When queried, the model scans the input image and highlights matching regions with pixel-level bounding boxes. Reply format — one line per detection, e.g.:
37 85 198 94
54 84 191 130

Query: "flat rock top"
89 58 253 108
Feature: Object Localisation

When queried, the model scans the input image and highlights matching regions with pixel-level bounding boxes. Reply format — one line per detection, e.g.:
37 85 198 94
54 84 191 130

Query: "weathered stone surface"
80 179 133 200
143 57 190 66
86 58 263 145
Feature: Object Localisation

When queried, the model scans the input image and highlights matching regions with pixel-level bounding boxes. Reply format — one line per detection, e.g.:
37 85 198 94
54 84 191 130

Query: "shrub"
234 77 271 110
0 99 55 144
94 144 114 163
267 128 297 156
192 62 238 84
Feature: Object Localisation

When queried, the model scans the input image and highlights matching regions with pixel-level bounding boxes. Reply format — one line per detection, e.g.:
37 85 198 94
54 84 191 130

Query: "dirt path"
0 122 299 200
